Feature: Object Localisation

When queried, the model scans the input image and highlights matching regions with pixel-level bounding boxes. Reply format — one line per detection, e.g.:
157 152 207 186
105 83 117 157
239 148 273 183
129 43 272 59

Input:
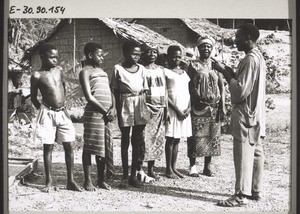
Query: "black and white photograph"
4 0 297 213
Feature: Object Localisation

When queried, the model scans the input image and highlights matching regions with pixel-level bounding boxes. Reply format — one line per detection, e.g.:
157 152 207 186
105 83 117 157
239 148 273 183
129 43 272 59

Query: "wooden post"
232 19 235 29
286 19 290 32
73 19 76 73
216 18 219 26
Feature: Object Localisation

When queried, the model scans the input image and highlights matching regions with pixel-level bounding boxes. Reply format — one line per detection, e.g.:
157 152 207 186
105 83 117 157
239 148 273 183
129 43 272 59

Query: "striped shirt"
145 66 167 107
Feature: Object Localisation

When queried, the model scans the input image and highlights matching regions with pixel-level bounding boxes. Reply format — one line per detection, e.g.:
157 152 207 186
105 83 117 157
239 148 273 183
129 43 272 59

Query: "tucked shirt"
110 63 148 93
110 63 149 127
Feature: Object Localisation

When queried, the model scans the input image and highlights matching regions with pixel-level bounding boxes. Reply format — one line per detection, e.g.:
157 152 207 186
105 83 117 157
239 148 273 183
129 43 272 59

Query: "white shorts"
34 104 75 144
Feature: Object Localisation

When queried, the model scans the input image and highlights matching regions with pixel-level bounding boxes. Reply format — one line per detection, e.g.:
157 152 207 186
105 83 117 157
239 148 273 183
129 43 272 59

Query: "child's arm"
79 70 107 115
60 67 67 95
218 72 227 120
168 98 186 121
162 69 170 123
183 100 191 119
211 57 236 83
164 85 170 123
106 89 117 122
30 72 41 109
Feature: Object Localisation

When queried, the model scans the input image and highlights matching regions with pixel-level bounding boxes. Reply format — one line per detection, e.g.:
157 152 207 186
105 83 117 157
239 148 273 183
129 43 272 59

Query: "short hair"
39 43 57 56
238 23 260 42
167 45 182 55
84 42 103 57
122 40 140 55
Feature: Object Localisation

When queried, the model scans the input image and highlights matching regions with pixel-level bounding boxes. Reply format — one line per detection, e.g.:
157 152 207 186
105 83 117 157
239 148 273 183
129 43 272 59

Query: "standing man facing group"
213 23 266 207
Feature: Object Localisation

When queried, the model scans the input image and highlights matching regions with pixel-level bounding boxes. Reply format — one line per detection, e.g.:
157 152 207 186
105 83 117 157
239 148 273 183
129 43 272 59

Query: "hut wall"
135 19 197 47
30 19 125 79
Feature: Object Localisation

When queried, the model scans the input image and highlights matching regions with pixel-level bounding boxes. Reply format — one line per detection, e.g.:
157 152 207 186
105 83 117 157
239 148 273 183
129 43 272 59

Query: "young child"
79 42 116 191
164 45 192 179
30 43 82 192
138 44 169 182
111 41 150 188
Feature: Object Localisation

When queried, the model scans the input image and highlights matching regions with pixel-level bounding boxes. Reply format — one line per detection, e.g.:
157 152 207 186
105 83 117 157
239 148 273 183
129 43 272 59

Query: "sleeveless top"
84 67 112 112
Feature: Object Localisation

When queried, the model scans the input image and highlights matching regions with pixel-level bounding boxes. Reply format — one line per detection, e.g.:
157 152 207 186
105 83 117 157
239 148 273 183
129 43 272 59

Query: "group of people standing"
30 23 266 207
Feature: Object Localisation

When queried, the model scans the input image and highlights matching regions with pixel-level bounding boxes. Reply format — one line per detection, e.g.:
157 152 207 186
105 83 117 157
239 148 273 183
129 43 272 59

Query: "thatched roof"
22 18 193 64
124 18 235 46
100 18 191 56
180 18 235 43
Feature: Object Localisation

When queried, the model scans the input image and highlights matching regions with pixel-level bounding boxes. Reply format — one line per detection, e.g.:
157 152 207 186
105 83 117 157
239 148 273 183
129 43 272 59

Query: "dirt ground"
8 93 292 212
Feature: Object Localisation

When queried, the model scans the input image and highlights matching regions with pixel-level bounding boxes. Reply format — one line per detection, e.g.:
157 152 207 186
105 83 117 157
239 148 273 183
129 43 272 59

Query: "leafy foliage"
8 18 60 63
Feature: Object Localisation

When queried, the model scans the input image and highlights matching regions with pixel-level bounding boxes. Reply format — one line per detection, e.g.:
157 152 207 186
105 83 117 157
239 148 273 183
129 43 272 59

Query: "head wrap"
141 43 159 52
197 37 215 47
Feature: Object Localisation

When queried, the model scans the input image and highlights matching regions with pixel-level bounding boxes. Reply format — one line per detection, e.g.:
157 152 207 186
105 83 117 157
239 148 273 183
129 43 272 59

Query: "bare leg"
96 156 111 190
42 144 54 192
62 142 82 191
137 161 143 171
129 125 144 188
189 157 196 166
82 151 96 191
172 139 184 178
203 156 214 176
148 160 159 179
188 157 199 177
165 137 178 179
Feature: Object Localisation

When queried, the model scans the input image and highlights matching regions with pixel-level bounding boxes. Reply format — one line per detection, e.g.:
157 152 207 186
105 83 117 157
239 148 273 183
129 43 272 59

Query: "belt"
199 101 219 108
42 101 65 112
120 91 144 98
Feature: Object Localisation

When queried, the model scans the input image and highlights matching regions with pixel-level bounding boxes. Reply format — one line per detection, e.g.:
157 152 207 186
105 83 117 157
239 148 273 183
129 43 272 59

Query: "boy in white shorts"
31 43 82 192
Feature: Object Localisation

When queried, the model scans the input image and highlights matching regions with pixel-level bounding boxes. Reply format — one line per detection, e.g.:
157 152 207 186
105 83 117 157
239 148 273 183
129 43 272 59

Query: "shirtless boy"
30 43 81 192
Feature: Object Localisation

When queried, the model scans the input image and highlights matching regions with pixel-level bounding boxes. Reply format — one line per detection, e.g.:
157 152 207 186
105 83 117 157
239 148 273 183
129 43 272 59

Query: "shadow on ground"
21 162 230 203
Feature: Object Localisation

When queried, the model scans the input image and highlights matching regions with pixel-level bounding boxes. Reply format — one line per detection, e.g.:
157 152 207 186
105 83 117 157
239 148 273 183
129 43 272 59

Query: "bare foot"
83 181 96 191
128 177 143 188
165 171 179 179
98 181 111 190
41 184 59 193
173 169 184 178
119 177 129 188
203 169 215 177
67 181 82 192
148 172 161 180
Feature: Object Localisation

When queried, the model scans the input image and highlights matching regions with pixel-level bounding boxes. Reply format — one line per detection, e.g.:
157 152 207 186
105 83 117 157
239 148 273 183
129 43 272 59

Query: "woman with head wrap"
186 36 226 177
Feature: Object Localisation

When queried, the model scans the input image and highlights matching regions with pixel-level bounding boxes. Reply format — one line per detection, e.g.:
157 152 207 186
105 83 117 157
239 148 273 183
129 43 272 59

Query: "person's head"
167 45 182 68
122 40 141 64
141 44 159 64
39 43 58 69
235 23 260 52
196 36 214 60
84 42 105 66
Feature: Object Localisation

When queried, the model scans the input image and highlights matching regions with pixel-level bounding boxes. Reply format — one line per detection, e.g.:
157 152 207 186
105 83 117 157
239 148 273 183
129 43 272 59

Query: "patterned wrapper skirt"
143 107 165 161
187 105 221 157
83 110 114 176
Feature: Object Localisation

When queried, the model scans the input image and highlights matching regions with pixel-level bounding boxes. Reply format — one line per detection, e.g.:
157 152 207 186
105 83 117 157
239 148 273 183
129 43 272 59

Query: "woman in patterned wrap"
137 44 169 182
187 37 226 177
